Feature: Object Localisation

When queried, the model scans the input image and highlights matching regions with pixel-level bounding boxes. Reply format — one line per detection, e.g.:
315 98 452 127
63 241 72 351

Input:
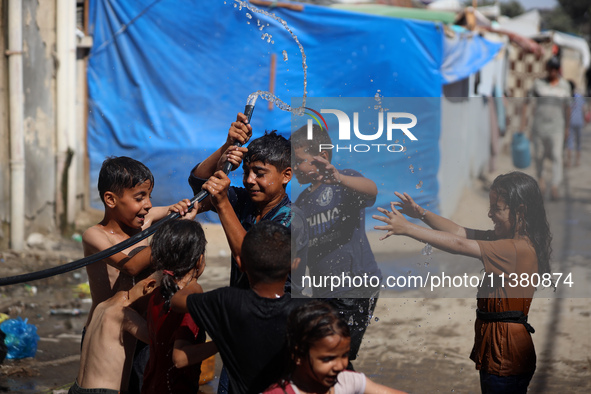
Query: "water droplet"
348 316 354 325
374 317 379 322
421 243 432 256
246 12 252 19
416 180 423 189
282 50 288 61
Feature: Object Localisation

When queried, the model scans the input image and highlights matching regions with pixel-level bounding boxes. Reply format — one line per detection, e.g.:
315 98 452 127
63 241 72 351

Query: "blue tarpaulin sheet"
441 32 503 84
87 1 498 222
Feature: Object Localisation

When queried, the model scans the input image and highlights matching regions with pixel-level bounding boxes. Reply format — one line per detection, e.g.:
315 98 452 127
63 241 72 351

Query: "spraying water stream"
234 0 307 116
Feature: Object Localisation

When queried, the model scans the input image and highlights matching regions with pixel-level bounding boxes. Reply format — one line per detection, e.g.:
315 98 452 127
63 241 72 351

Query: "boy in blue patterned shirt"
188 112 294 289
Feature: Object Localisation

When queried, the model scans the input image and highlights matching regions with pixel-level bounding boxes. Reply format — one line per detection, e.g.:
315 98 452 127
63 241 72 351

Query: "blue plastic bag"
0 317 40 359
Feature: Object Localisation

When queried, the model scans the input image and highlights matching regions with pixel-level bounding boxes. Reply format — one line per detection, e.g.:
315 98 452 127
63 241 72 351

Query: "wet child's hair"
290 123 333 162
150 219 207 311
244 131 291 172
285 301 350 375
241 221 291 284
490 171 552 275
98 156 154 204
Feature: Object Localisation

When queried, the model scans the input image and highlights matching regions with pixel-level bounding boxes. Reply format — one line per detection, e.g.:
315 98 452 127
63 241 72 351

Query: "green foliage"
557 0 591 26
540 7 577 35
500 0 524 18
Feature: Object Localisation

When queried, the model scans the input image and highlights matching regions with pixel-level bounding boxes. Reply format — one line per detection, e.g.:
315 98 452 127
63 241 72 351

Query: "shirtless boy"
82 156 197 392
82 156 196 328
69 271 159 394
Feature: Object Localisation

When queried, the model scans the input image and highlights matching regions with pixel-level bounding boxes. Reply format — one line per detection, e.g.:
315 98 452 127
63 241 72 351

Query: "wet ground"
1 136 590 393
0 242 231 394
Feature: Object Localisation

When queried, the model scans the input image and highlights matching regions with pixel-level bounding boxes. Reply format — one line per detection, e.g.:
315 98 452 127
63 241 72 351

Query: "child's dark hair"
241 221 291 284
285 301 350 377
244 131 291 171
150 219 207 311
98 156 154 204
491 171 552 275
290 123 333 162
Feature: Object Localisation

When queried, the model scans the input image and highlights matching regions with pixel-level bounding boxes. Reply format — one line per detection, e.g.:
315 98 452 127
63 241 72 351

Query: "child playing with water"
188 113 294 289
264 301 407 394
141 219 218 394
373 171 551 393
290 123 382 365
171 221 309 394
82 156 196 392
69 270 158 394
83 156 196 326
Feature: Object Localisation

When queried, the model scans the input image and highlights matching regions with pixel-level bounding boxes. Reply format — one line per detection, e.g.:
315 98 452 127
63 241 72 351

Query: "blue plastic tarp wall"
441 28 504 84
87 0 444 222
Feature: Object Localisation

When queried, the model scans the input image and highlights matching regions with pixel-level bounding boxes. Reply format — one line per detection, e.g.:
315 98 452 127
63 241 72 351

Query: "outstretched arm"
122 307 150 344
82 229 153 277
202 171 247 264
373 203 481 259
145 199 200 225
364 377 407 394
392 192 475 239
171 280 203 314
82 200 199 277
172 340 218 369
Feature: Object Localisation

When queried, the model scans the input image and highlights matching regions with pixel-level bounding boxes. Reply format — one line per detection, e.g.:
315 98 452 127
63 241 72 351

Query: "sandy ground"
0 138 590 393
353 137 591 393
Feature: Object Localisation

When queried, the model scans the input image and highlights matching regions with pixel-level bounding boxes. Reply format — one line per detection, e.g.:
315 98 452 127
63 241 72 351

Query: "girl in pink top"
265 301 406 394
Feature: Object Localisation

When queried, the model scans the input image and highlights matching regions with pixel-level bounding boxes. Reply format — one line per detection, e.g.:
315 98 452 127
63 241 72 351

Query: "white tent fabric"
540 31 591 70
427 0 462 12
496 10 540 38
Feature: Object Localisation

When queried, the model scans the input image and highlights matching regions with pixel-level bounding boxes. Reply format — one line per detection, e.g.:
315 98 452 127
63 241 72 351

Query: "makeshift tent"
87 0 500 223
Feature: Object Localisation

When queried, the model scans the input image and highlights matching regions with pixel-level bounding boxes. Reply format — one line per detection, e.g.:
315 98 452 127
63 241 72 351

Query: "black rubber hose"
0 104 255 287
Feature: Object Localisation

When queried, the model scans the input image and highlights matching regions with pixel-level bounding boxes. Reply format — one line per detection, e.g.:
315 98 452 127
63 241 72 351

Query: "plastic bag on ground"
0 317 40 359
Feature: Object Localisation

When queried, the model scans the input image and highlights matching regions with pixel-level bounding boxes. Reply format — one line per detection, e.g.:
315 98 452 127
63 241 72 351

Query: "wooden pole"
249 0 304 12
269 53 276 111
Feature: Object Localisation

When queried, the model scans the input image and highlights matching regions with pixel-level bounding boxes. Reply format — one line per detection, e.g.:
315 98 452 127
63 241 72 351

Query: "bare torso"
83 224 149 327
77 294 137 391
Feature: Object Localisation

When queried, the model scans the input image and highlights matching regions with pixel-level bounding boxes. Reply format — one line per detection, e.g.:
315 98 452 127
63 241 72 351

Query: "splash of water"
373 90 389 112
234 0 307 113
247 90 305 116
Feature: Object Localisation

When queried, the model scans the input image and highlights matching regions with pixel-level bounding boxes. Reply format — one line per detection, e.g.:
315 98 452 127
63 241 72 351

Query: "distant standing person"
565 80 589 168
521 56 571 201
